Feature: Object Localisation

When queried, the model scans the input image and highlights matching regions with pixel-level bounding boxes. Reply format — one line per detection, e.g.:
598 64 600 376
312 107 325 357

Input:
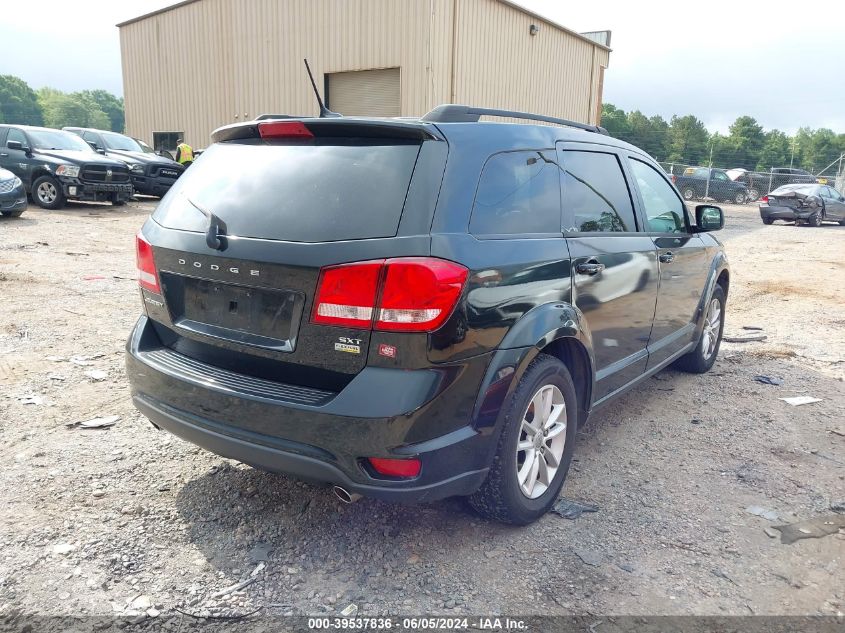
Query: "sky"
1 0 843 134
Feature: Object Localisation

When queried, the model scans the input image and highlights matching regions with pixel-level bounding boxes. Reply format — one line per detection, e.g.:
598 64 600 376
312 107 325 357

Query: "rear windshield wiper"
186 196 228 251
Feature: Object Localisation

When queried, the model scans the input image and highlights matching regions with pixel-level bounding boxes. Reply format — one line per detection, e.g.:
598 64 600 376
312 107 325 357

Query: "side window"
470 150 561 236
561 150 637 233
712 171 728 181
7 128 27 147
629 158 688 233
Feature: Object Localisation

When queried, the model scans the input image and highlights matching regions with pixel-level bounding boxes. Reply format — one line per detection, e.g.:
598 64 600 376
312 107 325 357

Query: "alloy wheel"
515 384 567 499
701 297 722 360
37 181 58 204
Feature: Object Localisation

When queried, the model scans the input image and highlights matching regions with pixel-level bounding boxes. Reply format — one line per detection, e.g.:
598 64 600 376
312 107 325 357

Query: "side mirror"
695 204 724 232
7 140 23 151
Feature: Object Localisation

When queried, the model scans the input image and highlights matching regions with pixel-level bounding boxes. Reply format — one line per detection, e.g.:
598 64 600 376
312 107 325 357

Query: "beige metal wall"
120 0 609 147
453 0 610 125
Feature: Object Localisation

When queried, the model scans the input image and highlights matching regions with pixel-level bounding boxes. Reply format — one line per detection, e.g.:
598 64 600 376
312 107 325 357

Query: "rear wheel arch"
716 269 729 296
541 336 593 428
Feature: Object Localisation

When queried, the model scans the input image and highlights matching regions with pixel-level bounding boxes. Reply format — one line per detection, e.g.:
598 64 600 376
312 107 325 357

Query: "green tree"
756 130 791 170
626 110 668 159
0 75 43 125
600 103 631 140
667 115 710 165
725 116 765 170
803 128 840 174
37 87 110 130
78 89 124 131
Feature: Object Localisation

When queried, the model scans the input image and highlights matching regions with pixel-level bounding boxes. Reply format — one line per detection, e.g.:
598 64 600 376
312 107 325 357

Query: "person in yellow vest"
175 138 194 167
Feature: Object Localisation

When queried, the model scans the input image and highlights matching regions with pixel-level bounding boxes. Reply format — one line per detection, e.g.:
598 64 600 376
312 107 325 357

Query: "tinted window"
561 151 637 233
7 129 27 146
630 159 687 233
712 170 729 181
470 150 561 236
153 139 421 243
82 131 99 144
27 129 91 151
102 132 143 152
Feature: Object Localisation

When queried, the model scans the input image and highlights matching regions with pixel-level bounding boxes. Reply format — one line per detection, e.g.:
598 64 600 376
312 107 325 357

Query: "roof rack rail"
421 105 609 136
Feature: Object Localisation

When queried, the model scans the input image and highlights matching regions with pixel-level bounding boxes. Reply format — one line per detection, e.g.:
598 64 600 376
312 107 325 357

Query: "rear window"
153 139 421 242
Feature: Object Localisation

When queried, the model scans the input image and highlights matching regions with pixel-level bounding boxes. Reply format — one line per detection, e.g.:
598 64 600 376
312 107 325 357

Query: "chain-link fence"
659 156 845 204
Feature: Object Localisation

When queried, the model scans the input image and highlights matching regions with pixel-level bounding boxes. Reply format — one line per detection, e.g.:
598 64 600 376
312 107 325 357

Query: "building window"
153 132 183 153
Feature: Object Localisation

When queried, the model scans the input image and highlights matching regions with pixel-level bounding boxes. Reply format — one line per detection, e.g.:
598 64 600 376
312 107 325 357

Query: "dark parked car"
0 167 27 217
127 106 729 524
769 167 818 188
672 167 748 204
64 127 185 198
760 184 845 226
0 125 133 209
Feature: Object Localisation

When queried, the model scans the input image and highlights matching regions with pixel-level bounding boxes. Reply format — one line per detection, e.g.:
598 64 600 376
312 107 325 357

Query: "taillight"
311 258 468 333
258 120 313 139
671 174 677 183
375 258 468 332
760 195 768 203
367 457 421 478
312 261 383 328
136 233 159 293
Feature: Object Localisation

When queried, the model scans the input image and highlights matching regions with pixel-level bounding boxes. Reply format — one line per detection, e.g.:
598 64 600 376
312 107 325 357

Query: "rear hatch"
138 118 447 392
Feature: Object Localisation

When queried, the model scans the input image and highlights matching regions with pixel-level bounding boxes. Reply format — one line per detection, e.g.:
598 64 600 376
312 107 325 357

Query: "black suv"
64 127 185 198
0 125 133 209
127 106 728 524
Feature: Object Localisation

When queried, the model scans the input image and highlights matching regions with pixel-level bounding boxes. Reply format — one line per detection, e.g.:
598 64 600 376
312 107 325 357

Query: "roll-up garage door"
327 68 401 117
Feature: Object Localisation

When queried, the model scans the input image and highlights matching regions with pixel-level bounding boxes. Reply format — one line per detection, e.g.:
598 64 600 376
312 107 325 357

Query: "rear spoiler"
211 118 444 144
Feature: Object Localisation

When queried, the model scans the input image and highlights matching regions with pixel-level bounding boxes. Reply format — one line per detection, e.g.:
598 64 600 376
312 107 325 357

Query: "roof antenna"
304 59 341 118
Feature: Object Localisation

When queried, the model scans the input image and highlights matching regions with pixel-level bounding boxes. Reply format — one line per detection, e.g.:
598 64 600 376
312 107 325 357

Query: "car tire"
682 188 695 201
734 192 746 205
112 199 126 207
762 217 774 225
1 210 25 218
673 284 725 374
748 188 760 202
32 175 65 210
808 211 823 227
468 353 578 525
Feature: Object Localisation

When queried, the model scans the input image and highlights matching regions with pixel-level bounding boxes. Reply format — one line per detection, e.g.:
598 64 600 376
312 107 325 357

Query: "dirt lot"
0 199 843 624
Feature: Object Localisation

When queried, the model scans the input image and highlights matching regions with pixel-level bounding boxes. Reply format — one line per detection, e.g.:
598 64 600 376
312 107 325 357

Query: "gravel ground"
0 199 843 626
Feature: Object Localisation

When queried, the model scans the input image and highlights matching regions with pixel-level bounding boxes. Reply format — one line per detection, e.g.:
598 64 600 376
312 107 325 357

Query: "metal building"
118 0 610 151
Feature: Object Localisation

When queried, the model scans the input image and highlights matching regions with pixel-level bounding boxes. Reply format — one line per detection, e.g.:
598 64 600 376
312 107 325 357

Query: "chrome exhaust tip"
333 486 362 504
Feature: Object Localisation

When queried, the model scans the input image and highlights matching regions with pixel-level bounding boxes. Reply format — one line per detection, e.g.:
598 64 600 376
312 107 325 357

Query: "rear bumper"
759 205 812 221
126 316 493 502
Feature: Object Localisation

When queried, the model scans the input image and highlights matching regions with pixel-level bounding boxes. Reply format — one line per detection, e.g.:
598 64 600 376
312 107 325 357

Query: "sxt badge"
334 336 361 354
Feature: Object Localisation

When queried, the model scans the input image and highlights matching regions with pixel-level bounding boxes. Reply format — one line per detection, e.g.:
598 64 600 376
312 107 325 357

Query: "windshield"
135 139 155 154
102 132 143 152
153 139 421 243
27 129 93 152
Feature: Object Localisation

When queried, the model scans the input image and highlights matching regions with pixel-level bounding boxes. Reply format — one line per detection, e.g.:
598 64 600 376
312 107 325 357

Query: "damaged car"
759 184 845 226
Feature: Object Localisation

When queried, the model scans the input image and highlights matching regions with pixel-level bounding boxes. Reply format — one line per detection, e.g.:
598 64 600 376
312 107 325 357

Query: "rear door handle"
0 153 8 157
659 251 675 263
576 261 605 276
